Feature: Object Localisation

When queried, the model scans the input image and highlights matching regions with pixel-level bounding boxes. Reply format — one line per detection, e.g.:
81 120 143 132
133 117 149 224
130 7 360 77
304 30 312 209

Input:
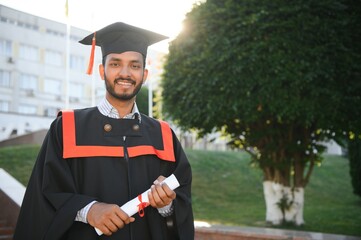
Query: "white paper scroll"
95 174 180 235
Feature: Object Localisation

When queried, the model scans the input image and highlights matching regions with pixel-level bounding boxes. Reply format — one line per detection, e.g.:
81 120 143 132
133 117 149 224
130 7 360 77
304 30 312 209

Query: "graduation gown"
13 107 194 240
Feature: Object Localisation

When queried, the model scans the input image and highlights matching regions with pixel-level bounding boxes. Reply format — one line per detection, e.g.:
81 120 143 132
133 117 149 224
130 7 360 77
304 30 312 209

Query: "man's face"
100 51 148 102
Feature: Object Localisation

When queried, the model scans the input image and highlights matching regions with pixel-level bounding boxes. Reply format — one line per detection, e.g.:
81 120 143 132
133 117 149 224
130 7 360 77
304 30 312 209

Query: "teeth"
116 81 132 86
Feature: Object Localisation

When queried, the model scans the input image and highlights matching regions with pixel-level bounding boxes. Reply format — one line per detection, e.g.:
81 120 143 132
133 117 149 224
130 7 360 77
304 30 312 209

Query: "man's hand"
87 202 135 236
148 175 176 208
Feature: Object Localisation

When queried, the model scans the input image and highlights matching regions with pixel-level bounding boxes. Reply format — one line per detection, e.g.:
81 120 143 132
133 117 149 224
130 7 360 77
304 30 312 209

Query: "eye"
131 63 141 69
109 62 120 67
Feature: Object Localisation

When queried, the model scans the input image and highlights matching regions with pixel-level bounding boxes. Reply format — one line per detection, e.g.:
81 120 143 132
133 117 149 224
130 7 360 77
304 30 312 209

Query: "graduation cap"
79 22 168 75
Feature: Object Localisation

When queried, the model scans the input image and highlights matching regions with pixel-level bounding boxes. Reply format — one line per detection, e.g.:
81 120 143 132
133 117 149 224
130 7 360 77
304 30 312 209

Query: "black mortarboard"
79 22 168 75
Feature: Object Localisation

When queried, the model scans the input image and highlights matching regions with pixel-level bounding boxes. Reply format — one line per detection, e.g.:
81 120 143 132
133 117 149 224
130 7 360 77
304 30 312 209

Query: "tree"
161 0 360 225
137 86 149 116
326 0 361 198
348 138 361 196
340 0 361 198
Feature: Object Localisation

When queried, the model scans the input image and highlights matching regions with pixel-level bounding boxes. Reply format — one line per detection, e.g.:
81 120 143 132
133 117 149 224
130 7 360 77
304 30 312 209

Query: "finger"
122 216 135 225
148 188 160 208
114 208 135 225
148 189 155 207
154 175 166 184
155 183 175 200
107 216 124 231
155 184 169 201
152 184 164 204
152 184 175 207
149 184 165 207
161 183 176 200
100 225 113 236
106 219 122 233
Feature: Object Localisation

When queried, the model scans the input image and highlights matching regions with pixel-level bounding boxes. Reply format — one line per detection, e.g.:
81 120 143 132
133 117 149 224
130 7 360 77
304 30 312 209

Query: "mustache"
114 77 136 84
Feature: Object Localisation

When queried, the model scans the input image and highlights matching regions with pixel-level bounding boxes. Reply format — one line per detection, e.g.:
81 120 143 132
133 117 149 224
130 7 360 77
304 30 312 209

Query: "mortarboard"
79 22 168 75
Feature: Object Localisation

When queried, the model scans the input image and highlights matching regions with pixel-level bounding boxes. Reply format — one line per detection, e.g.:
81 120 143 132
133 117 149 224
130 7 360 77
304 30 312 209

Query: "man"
13 22 194 240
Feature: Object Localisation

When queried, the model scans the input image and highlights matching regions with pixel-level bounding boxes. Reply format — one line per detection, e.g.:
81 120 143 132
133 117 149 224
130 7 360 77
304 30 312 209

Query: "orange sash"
61 110 175 162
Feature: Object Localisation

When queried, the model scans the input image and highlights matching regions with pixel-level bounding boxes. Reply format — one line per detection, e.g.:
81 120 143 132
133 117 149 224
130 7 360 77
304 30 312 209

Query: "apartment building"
0 5 165 142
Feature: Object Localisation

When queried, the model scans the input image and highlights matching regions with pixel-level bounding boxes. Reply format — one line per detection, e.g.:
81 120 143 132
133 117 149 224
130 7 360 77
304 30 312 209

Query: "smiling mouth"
116 81 133 86
114 79 135 86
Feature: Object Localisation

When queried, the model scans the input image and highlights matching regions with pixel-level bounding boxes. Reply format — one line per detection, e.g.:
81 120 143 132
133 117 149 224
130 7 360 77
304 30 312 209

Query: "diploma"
95 174 180 235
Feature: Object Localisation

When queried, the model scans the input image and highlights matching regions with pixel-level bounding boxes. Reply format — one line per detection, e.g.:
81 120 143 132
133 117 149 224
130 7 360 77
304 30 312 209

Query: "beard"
104 73 142 101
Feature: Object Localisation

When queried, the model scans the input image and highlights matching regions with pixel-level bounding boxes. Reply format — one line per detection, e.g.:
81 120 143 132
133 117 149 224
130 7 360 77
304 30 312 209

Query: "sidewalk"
194 221 361 240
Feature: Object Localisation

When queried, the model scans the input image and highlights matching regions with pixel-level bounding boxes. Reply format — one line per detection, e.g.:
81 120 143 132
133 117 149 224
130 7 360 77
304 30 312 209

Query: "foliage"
138 86 162 118
335 0 361 197
348 137 361 197
137 86 149 116
330 0 361 135
161 0 361 188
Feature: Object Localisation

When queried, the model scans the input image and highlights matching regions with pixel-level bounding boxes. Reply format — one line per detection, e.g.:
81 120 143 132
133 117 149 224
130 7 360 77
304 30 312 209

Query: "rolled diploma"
95 174 180 235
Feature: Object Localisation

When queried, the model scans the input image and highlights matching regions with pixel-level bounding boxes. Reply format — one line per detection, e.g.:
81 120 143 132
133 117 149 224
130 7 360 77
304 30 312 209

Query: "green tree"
327 0 361 197
161 0 360 225
348 138 361 196
137 86 149 116
341 0 361 197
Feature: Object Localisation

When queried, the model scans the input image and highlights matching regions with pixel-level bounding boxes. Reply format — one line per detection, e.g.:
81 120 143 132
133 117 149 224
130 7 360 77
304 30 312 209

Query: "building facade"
0 5 163 142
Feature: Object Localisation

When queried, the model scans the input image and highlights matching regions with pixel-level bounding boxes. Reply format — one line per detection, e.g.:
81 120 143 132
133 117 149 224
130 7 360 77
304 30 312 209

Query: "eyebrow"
108 57 142 63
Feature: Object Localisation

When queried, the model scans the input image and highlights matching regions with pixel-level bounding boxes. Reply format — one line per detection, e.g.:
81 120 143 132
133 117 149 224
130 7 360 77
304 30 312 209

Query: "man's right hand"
87 202 135 236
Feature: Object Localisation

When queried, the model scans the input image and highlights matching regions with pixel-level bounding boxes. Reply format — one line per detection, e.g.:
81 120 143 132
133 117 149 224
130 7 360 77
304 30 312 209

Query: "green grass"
1 145 360 237
188 150 361 237
0 145 40 185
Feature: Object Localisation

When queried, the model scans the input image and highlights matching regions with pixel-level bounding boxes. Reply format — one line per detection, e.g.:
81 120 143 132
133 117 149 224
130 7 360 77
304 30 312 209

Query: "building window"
0 16 39 31
17 21 38 31
19 44 38 61
44 107 60 117
70 55 85 72
0 101 9 112
0 70 11 87
0 39 12 56
44 78 61 94
46 28 65 38
20 73 38 91
45 50 63 67
18 104 37 115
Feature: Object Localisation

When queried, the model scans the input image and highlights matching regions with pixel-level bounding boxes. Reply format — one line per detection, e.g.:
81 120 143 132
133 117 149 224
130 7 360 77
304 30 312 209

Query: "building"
0 5 163 142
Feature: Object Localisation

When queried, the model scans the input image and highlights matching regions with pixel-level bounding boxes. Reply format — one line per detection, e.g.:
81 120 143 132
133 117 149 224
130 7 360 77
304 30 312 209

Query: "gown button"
104 124 112 132
133 124 140 131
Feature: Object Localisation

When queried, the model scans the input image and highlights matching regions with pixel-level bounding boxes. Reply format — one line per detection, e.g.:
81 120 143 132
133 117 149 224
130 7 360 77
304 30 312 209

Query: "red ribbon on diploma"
137 194 149 217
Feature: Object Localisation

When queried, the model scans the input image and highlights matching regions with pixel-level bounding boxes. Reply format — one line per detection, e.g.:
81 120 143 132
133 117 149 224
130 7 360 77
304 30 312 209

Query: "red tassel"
86 32 96 75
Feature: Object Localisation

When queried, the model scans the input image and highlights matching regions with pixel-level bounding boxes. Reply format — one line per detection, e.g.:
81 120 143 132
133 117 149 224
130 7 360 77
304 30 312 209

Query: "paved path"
194 221 361 240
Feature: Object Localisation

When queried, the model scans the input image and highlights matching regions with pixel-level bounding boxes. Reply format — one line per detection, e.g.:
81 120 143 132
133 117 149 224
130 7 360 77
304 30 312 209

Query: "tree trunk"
348 138 361 197
283 186 305 225
263 181 283 225
263 181 305 225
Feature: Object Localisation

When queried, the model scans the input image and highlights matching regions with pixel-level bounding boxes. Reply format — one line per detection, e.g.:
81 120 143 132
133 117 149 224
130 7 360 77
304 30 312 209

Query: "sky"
0 0 202 52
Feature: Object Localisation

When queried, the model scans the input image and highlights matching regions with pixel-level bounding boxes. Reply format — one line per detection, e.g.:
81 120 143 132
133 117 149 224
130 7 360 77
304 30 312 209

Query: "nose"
118 66 131 78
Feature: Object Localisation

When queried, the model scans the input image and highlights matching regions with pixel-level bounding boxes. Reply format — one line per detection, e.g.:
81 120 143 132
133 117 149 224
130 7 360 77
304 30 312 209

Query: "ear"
142 68 148 84
99 64 105 80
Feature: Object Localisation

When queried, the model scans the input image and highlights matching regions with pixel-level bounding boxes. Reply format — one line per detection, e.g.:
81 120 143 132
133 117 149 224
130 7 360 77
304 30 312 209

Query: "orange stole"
61 110 175 162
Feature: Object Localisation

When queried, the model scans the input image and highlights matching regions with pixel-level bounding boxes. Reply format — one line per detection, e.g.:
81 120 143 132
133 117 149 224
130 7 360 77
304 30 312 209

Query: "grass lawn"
188 149 361 237
0 145 360 237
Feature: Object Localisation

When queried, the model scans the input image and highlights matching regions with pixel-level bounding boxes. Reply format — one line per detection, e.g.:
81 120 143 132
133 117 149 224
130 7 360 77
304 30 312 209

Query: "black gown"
13 107 194 240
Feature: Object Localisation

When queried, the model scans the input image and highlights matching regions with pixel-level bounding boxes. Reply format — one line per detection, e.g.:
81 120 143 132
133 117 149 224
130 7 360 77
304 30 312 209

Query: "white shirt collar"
97 98 141 121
